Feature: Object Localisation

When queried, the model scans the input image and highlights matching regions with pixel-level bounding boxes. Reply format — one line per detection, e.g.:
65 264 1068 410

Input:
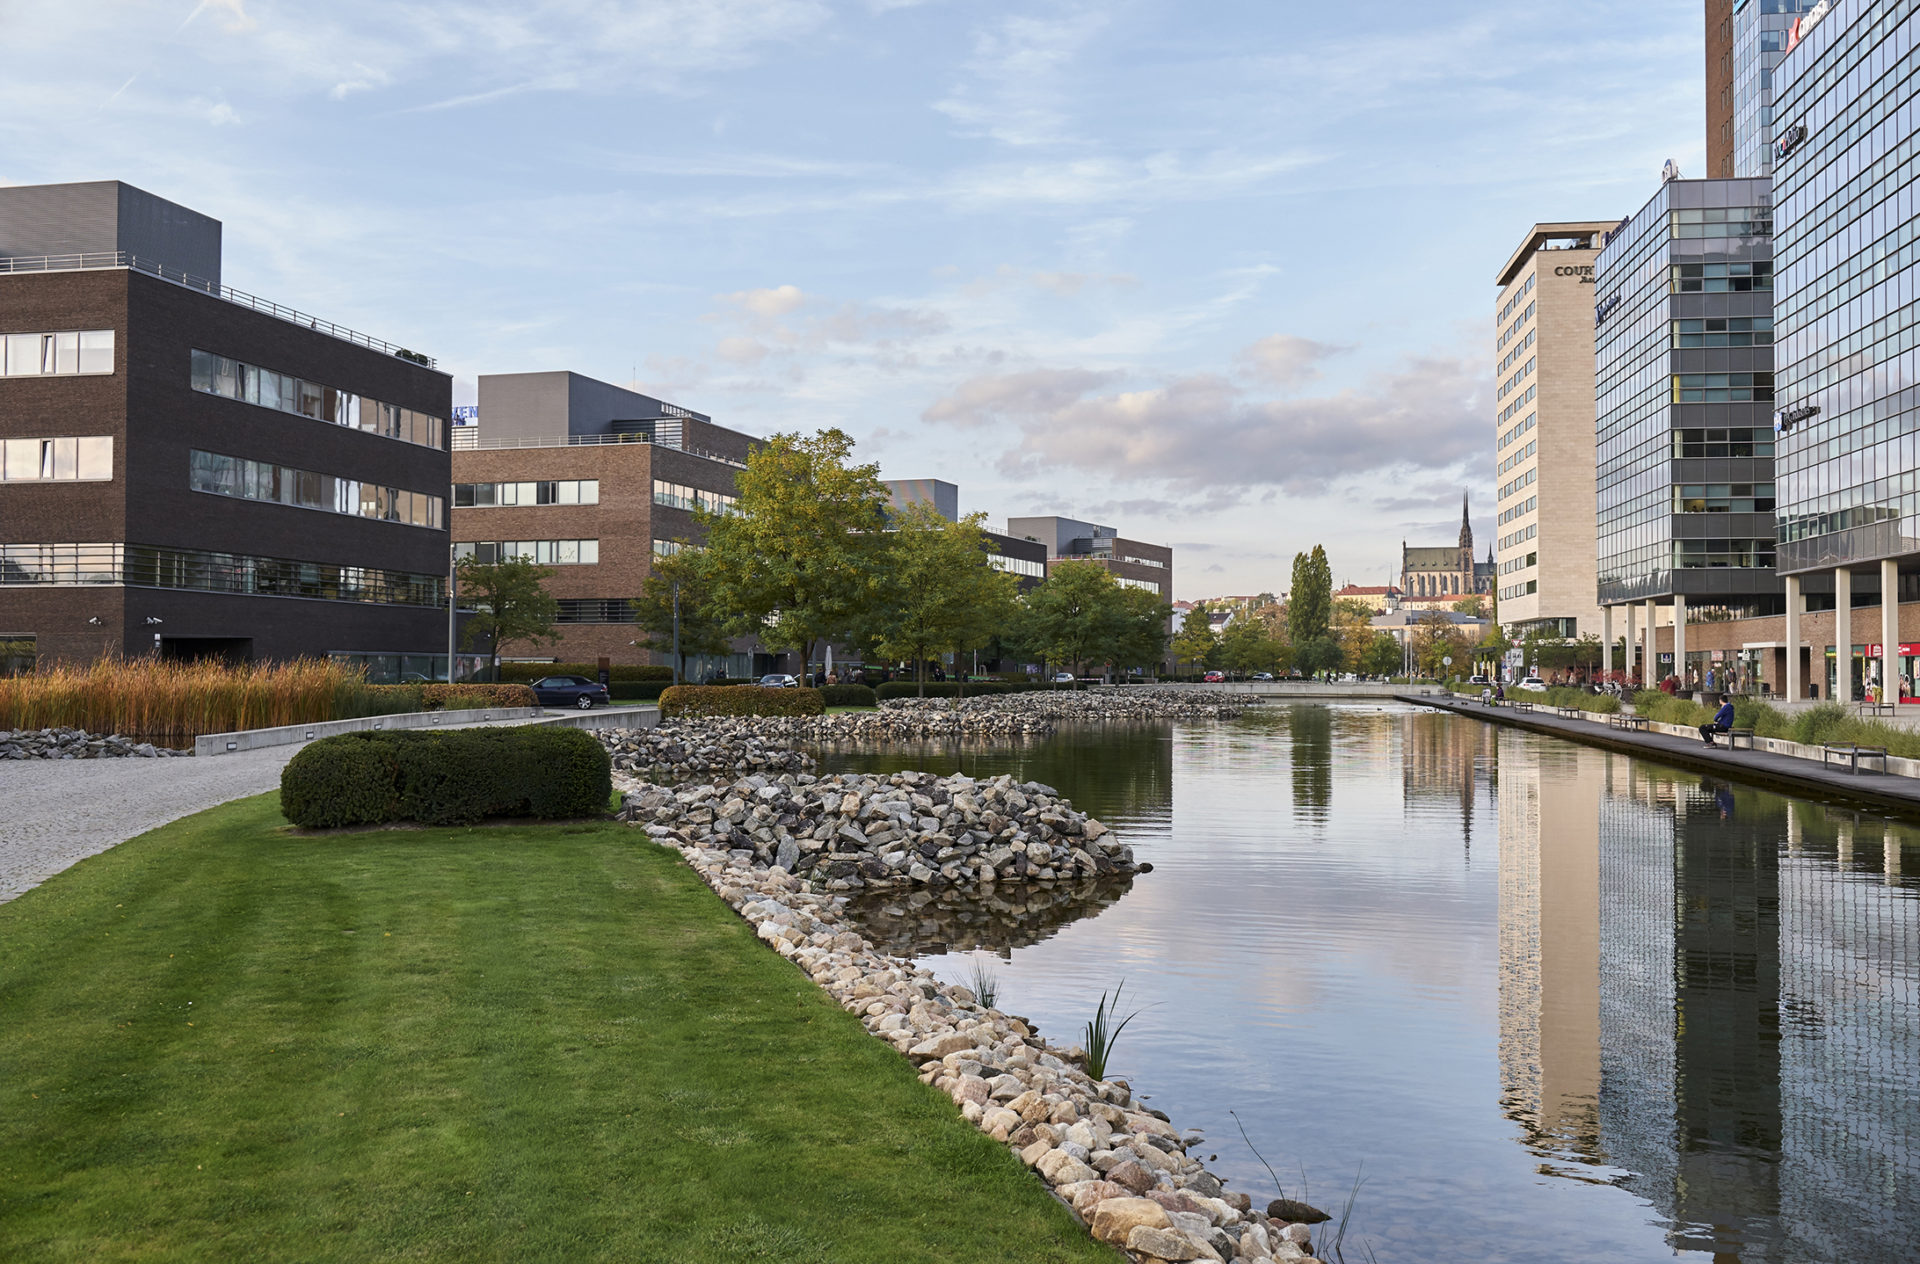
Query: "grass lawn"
0 796 1115 1263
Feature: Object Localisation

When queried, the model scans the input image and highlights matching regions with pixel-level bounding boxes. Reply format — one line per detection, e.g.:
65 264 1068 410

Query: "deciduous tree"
1022 561 1127 680
629 548 732 682
1172 602 1220 676
456 555 561 679
871 504 1022 696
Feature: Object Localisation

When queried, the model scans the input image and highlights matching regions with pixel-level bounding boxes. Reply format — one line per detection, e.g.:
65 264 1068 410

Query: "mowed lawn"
0 795 1114 1263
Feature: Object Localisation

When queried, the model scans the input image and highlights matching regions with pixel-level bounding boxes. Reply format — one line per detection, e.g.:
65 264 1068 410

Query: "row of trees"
456 429 1175 688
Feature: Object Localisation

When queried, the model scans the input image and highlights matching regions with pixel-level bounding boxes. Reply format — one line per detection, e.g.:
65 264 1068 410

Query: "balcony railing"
0 250 437 368
449 429 746 469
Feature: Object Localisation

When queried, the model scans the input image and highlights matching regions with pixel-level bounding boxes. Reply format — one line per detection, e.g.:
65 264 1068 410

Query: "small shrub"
497 663 673 683
657 685 825 718
820 683 879 707
280 727 612 828
1791 702 1852 746
874 681 1012 700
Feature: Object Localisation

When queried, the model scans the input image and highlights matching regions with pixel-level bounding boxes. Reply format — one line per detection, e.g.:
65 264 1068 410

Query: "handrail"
449 429 746 468
0 250 437 369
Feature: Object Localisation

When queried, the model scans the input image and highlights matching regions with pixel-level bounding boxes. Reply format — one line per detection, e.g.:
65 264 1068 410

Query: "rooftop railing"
449 428 746 469
0 250 438 369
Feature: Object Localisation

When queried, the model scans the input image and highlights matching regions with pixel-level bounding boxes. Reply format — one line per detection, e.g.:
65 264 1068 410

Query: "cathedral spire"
1458 492 1473 551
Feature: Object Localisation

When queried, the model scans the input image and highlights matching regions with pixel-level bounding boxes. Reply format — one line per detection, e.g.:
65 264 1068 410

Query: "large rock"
1266 1198 1331 1225
1090 1197 1172 1245
1036 1149 1098 1186
1125 1225 1207 1261
1106 1159 1156 1194
908 1032 975 1059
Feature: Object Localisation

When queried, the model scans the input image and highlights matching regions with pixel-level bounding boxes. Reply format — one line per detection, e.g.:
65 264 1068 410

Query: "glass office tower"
1731 0 1826 178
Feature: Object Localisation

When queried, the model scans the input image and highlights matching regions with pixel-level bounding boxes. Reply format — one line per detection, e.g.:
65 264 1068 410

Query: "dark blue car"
530 674 610 709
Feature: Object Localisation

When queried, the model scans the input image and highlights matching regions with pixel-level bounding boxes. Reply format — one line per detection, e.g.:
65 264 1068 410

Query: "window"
1675 483 1776 513
453 480 598 507
1114 576 1161 594
652 539 687 557
190 449 443 528
651 479 736 514
1671 372 1775 402
1669 261 1774 292
1 436 113 482
555 599 637 624
453 540 599 565
1120 554 1165 569
1673 539 1776 569
0 542 444 605
189 349 443 449
988 553 1046 579
1673 316 1774 347
1672 427 1776 458
0 330 115 377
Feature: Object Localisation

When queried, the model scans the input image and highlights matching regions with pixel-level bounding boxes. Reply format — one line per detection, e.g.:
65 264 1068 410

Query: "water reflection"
819 706 1918 1262
842 874 1135 958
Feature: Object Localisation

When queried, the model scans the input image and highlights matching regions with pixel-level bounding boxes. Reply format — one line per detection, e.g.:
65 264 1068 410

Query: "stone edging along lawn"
625 770 1328 1264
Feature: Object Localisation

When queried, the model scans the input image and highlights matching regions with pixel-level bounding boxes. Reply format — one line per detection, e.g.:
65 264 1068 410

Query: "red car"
1204 671 1226 683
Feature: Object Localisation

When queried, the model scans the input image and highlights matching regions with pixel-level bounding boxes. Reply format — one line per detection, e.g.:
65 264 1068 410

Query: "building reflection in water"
1402 708 1498 854
1485 728 1919 1262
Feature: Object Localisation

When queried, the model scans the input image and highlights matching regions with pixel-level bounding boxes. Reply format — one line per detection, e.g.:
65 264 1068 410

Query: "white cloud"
204 101 242 126
934 9 1107 146
724 283 807 317
1236 335 1344 388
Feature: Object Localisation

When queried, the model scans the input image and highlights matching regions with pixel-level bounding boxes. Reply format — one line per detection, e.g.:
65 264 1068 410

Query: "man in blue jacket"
1700 693 1736 747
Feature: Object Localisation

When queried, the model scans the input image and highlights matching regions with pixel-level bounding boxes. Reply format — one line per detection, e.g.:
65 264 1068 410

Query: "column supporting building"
1602 605 1614 679
1643 598 1659 686
1785 574 1802 703
1624 603 1638 684
1673 594 1688 690
1835 567 1853 705
1882 559 1899 704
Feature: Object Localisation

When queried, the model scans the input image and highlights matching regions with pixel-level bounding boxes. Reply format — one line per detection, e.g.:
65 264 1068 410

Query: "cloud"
724 283 807 317
1236 334 1344 388
922 353 1490 496
935 10 1108 146
921 366 1125 428
330 63 392 100
715 336 771 364
203 101 242 126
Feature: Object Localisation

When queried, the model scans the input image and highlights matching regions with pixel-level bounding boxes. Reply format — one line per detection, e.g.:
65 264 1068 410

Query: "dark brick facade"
1 267 452 665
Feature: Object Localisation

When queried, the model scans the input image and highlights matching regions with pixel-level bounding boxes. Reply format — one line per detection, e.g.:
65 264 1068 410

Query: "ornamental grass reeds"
0 657 411 745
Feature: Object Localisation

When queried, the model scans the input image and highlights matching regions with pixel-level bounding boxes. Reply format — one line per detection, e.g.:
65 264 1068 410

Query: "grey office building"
1593 176 1780 685
1768 0 1920 704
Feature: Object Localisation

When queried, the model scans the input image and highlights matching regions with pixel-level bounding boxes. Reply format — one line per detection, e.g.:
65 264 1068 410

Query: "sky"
1 0 1708 599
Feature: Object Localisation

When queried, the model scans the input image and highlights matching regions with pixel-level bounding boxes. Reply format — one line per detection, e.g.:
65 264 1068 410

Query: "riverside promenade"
1405 693 1920 817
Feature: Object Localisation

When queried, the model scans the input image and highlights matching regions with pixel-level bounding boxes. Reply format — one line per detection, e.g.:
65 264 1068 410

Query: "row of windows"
1674 427 1777 457
1498 495 1537 526
1498 439 1536 476
1676 483 1777 513
1674 316 1774 346
1672 372 1775 402
1497 300 1535 353
1673 539 1776 568
454 480 599 507
1114 576 1161 595
1500 579 1538 601
556 599 637 624
0 330 114 377
1498 274 1536 326
652 538 690 557
1500 551 1537 575
1496 356 1535 401
1121 553 1165 569
1668 215 1774 239
454 540 600 565
190 350 445 450
1671 261 1774 292
1499 383 1536 426
1498 412 1535 452
989 553 1046 578
1499 522 1538 551
1776 503 1902 544
1 436 113 482
652 479 737 514
1498 328 1535 376
1499 466 1537 502
190 449 445 529
0 542 444 606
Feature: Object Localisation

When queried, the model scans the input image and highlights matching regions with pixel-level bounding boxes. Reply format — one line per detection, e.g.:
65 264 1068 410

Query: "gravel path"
0 746 301 904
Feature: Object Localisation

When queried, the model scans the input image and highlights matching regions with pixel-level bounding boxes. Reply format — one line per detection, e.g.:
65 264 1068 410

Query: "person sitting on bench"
1700 694 1736 747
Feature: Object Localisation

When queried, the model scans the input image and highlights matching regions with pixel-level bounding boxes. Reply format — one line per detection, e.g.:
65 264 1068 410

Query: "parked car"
530 675 610 709
1051 671 1076 683
1204 670 1226 683
1467 674 1490 686
1251 671 1274 681
1516 676 1549 692
757 673 799 688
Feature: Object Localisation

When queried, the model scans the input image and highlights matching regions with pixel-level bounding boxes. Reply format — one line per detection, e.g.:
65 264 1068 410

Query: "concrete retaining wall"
195 703 658 756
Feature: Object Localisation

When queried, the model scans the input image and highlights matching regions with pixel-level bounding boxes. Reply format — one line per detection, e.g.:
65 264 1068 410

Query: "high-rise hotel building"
1731 1 1829 178
1492 223 1617 641
1768 0 1920 704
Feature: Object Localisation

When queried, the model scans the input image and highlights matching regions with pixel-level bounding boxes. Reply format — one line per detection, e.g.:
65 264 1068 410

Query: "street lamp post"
446 545 457 683
671 579 681 686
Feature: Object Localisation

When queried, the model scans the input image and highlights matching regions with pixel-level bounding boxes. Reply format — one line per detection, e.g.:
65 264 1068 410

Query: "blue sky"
4 0 1704 598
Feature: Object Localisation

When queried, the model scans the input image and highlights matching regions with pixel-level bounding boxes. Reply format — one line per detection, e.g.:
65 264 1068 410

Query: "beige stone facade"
1492 223 1617 641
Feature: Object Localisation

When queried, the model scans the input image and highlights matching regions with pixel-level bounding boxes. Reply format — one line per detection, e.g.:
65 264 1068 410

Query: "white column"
1624 603 1638 684
1835 566 1853 705
1673 593 1688 691
1644 598 1660 685
1882 558 1899 707
1785 574 1802 703
1602 605 1615 679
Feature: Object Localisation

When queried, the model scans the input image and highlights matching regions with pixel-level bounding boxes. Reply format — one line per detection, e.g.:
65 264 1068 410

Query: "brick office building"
450 371 761 672
0 181 453 671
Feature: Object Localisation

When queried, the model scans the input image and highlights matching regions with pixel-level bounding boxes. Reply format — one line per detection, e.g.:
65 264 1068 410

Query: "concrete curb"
195 704 659 756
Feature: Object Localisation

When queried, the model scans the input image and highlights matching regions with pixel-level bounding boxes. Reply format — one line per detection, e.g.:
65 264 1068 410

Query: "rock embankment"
620 769 1141 892
657 834 1326 1262
760 708 1056 742
0 728 188 759
597 721 814 779
888 689 1247 723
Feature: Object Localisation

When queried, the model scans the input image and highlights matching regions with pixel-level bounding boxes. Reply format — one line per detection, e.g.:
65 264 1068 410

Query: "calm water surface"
823 703 1919 1264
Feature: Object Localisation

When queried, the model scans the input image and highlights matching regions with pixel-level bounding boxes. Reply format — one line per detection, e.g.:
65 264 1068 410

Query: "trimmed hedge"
874 681 1012 700
658 685 825 719
497 663 675 684
366 683 539 710
819 683 878 707
609 681 671 702
280 727 612 828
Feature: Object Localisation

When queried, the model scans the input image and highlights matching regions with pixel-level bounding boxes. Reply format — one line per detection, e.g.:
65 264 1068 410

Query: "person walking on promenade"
1700 693 1736 747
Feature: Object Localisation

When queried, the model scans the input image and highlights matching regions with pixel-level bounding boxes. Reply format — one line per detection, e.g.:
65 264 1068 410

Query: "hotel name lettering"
1552 264 1596 284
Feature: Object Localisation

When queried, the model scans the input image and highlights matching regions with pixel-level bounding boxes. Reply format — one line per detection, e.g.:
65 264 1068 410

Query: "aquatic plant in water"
1082 981 1142 1081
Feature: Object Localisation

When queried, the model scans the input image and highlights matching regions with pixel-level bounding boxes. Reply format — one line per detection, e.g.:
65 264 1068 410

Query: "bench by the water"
1727 727 1756 750
1555 705 1585 719
1824 742 1889 774
1609 714 1650 732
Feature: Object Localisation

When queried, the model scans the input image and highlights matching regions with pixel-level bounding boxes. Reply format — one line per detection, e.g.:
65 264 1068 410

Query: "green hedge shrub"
609 681 671 702
364 683 539 711
281 727 612 828
874 681 1012 700
497 663 675 683
658 685 825 718
820 683 878 707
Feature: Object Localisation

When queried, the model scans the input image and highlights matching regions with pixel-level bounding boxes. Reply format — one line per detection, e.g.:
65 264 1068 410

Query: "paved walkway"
1403 694 1920 815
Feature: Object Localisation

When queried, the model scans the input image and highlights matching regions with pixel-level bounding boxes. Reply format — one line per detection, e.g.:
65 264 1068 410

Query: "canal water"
823 703 1919 1264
